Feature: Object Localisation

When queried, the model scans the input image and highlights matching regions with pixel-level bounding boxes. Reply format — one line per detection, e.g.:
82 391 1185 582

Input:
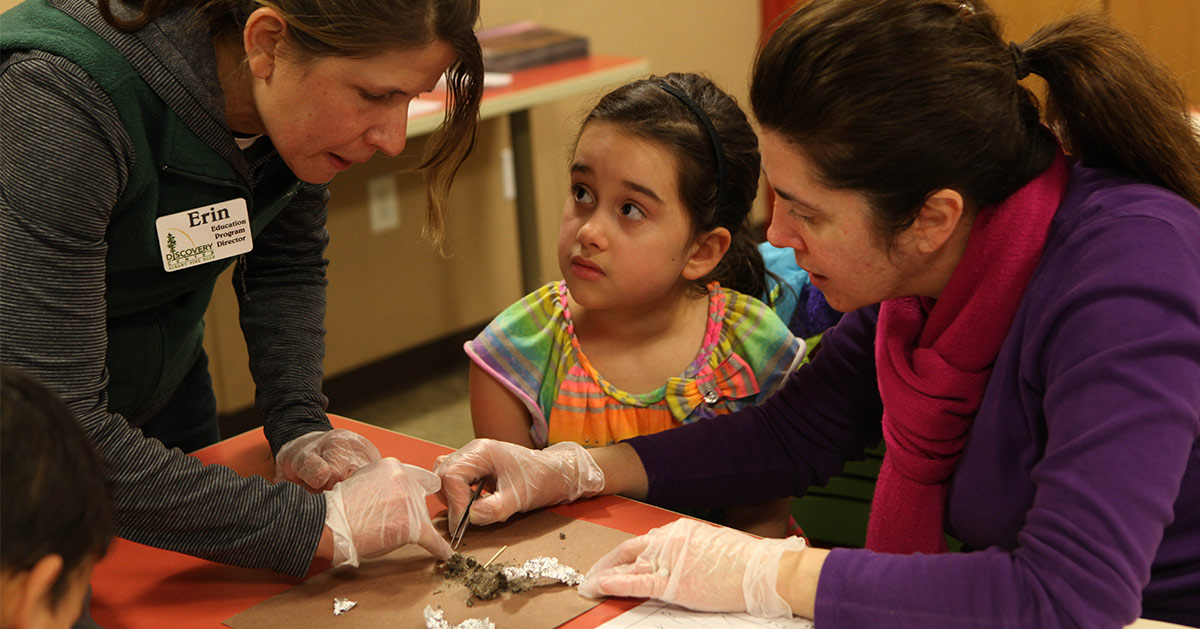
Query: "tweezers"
451 483 483 550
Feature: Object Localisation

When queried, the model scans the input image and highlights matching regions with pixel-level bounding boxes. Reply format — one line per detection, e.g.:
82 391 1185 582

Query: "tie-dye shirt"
466 281 804 448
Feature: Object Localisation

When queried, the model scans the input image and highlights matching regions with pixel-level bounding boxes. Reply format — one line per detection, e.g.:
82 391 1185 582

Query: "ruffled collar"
556 281 763 421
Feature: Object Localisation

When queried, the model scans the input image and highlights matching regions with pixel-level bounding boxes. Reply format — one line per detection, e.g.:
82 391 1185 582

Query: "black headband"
656 82 726 207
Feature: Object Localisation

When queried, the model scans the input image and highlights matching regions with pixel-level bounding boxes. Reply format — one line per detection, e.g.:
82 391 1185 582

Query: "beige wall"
993 0 1198 105
203 121 523 411
1108 0 1200 106
990 0 1105 41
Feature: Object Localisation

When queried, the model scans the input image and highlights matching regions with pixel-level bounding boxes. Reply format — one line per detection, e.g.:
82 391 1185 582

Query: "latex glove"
579 518 805 618
276 428 381 491
323 458 453 567
433 439 604 527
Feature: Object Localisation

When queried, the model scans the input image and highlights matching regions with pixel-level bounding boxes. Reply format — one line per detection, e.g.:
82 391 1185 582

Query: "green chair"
790 443 884 548
790 443 963 551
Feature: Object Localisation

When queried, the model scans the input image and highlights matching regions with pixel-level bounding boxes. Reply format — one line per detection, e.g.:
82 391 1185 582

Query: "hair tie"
1008 41 1031 80
656 82 726 207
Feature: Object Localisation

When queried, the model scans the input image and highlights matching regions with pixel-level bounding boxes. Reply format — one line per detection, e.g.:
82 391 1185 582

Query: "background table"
89 415 677 629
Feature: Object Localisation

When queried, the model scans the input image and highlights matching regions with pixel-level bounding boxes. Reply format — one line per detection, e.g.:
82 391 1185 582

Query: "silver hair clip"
957 1 975 14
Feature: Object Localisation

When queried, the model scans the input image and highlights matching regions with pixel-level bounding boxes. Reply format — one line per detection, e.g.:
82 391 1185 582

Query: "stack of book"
477 21 590 73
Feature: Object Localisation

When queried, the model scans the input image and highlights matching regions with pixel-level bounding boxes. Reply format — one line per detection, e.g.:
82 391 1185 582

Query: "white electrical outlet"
500 147 516 201
367 174 400 233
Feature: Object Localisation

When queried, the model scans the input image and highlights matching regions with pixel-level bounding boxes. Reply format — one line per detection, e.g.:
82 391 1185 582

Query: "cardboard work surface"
225 510 633 629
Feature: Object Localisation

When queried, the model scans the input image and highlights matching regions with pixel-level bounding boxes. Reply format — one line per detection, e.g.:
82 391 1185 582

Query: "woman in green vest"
0 0 482 590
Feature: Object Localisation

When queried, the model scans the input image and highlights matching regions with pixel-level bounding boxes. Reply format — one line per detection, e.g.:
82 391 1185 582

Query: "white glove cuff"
546 441 605 500
743 536 806 618
278 430 324 459
324 489 359 568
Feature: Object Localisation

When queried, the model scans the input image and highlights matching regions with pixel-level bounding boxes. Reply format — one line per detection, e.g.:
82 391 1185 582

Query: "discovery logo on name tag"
155 198 254 272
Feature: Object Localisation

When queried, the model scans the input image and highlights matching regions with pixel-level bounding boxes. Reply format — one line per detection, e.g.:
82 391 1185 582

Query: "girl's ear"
682 227 732 281
244 7 289 80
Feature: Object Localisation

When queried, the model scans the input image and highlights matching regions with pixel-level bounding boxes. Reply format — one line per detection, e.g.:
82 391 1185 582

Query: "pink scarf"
866 153 1069 554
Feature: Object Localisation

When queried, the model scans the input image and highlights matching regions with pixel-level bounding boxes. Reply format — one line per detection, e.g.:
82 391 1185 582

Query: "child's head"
560 73 766 304
1 367 115 629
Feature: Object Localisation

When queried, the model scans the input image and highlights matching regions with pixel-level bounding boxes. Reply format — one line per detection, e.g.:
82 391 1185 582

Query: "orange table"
89 415 678 628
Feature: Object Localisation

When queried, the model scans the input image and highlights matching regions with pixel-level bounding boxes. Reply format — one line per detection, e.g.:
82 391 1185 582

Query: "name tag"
155 198 253 272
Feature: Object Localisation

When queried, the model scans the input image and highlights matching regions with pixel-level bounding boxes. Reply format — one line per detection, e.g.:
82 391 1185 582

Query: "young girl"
465 73 804 538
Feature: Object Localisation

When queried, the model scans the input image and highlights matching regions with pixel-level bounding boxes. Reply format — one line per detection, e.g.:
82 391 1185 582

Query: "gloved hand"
433 439 604 527
276 428 381 491
323 458 452 567
579 518 805 618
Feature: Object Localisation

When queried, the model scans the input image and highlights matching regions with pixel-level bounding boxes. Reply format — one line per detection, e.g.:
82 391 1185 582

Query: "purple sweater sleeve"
815 202 1200 628
626 306 884 509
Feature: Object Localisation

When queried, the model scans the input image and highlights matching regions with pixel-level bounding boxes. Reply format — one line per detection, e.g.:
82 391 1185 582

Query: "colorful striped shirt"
466 281 804 448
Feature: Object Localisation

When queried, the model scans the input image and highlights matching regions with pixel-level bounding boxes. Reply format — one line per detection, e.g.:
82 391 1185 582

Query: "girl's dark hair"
1 366 115 605
580 73 768 298
751 0 1200 243
98 0 484 248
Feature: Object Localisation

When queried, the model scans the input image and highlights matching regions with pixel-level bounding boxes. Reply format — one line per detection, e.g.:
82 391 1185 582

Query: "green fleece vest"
2 0 302 417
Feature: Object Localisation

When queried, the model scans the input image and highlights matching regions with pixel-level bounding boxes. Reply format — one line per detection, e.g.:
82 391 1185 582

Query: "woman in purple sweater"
435 1 1200 626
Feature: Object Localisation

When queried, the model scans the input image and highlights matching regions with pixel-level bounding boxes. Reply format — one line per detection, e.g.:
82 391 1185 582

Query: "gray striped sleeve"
1 50 325 578
237 176 336 454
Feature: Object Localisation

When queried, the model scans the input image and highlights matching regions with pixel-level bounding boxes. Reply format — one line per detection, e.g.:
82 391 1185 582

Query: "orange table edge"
89 415 679 628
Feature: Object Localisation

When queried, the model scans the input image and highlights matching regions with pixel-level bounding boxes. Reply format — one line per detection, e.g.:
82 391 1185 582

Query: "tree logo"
162 229 213 270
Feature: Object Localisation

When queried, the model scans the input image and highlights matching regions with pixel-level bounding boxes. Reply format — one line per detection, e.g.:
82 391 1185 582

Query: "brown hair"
751 0 1200 243
99 0 484 246
1 366 115 605
579 73 769 298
